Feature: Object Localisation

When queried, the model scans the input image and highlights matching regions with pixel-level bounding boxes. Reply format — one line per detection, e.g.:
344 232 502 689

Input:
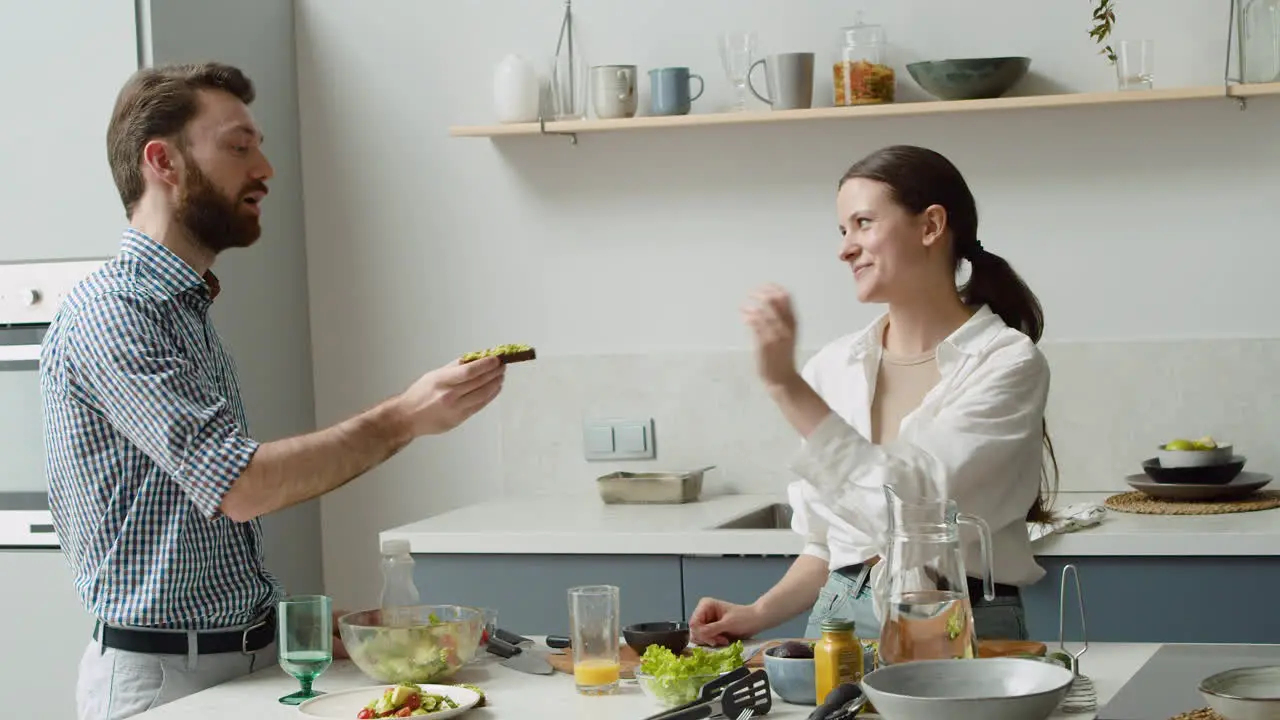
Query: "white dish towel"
1027 502 1107 543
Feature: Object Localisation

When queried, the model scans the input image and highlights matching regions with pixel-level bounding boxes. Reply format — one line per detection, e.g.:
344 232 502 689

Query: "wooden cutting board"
544 638 1047 679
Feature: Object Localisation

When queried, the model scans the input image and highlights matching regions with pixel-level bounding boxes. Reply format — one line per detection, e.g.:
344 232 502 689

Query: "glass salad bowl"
338 605 483 684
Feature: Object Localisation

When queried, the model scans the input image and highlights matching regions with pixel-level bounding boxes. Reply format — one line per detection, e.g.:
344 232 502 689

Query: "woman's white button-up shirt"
787 304 1050 587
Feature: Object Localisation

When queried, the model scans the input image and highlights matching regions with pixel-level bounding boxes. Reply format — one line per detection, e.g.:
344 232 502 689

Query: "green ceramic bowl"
906 57 1031 101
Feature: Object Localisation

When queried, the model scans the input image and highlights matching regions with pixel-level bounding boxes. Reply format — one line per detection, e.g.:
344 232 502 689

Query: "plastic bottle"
379 539 420 626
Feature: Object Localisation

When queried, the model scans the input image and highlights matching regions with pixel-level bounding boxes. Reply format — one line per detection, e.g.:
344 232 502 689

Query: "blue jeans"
803 570 1029 641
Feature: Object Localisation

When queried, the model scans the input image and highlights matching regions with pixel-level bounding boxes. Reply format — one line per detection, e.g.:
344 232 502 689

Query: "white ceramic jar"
493 54 540 124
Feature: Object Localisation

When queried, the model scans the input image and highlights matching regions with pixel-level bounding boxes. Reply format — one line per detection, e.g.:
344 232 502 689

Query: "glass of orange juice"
568 584 621 695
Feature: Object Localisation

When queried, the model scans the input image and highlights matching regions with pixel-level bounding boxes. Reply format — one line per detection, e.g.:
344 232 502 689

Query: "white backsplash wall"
499 341 1280 500
295 0 1280 610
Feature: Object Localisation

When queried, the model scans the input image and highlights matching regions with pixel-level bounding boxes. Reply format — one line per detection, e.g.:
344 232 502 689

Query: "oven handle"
0 344 40 362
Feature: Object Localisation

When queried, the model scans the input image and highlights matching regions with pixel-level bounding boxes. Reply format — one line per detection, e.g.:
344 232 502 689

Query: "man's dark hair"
106 62 255 216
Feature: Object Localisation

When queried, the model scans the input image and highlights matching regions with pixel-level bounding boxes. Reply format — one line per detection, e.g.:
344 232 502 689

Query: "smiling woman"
689 144 1056 651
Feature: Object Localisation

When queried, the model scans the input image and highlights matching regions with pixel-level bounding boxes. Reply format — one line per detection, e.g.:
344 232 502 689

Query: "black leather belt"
93 611 276 656
835 563 1020 600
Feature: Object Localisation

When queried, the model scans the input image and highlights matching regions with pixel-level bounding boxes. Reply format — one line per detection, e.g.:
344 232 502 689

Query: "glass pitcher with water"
875 484 994 666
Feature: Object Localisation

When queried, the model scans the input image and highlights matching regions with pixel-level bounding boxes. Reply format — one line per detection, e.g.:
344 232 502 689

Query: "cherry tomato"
405 694 421 710
355 709 372 719
395 707 413 717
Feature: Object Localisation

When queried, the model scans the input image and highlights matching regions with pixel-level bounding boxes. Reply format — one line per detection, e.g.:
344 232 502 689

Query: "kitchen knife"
492 628 566 654
486 636 554 675
493 628 531 646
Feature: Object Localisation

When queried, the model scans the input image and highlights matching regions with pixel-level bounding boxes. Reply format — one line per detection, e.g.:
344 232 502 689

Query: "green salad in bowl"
339 605 483 685
635 641 745 708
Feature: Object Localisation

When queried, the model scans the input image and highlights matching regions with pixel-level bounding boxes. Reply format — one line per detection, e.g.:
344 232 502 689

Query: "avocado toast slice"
460 343 536 365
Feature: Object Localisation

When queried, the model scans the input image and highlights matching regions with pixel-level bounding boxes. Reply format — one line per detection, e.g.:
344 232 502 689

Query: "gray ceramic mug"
649 66 705 116
591 65 638 119
748 52 816 110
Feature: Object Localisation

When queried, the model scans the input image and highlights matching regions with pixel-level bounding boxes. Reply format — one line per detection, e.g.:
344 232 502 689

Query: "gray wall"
143 0 323 595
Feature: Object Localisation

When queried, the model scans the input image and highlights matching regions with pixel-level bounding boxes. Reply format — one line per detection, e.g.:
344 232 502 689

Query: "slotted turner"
658 668 773 720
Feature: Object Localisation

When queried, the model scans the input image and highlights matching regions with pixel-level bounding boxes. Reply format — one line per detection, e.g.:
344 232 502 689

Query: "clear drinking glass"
277 595 333 705
720 31 758 111
568 585 621 695
1116 39 1154 90
549 54 588 120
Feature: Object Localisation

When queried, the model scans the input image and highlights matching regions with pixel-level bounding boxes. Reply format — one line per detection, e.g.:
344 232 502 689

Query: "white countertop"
131 639 1164 719
380 491 1280 557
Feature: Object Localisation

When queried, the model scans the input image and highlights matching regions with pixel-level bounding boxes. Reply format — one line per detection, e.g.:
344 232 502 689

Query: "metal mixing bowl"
860 657 1074 720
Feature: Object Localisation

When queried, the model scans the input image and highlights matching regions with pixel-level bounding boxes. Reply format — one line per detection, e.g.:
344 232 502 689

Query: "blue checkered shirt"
40 229 282 630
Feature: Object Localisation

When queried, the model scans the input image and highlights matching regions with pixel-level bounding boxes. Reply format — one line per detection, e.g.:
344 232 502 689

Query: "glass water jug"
876 484 994 666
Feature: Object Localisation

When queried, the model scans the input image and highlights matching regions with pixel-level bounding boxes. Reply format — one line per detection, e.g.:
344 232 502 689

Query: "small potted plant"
1090 0 1117 64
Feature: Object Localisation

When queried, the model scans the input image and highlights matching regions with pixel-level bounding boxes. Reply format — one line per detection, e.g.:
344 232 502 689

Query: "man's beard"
175 158 265 254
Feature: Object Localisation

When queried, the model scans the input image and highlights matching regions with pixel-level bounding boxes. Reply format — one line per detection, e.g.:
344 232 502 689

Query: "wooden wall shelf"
449 83 1280 140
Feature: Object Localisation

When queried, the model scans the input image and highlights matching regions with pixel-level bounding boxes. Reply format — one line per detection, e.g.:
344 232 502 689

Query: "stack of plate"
1126 440 1272 501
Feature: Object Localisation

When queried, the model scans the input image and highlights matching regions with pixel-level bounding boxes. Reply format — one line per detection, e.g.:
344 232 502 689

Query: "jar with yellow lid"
814 618 864 704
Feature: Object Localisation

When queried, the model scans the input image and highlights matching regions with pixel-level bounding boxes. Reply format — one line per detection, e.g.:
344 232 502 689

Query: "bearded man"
39 62 506 720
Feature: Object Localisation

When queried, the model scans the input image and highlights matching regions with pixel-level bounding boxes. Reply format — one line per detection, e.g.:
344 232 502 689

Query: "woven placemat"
1169 708 1223 720
1105 490 1280 515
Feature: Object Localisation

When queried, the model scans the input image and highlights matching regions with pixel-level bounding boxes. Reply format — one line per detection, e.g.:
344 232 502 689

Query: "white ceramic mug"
591 65 638 119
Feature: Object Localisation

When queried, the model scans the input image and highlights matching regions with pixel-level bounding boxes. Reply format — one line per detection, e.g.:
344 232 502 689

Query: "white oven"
0 259 110 548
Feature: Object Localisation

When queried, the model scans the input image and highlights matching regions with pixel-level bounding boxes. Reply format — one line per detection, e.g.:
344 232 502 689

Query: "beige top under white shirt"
870 345 942 446
786 304 1049 587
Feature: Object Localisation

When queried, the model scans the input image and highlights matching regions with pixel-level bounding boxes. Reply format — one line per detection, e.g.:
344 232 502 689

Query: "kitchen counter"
130 640 1165 719
383 492 1280 644
380 491 1280 557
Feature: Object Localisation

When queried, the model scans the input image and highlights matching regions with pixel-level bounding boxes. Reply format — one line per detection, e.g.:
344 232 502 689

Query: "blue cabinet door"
412 554 684 637
1022 556 1280 644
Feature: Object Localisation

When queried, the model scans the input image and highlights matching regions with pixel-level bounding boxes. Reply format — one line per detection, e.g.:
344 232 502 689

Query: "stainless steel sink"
715 503 794 530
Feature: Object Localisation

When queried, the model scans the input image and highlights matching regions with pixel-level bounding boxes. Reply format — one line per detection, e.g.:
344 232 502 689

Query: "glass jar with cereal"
834 12 895 105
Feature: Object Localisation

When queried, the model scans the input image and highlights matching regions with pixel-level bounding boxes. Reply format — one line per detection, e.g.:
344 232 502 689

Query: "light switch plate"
583 424 615 457
615 423 647 454
583 417 656 461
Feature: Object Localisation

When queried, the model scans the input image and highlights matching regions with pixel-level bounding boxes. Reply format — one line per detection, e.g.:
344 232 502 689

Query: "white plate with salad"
297 683 481 719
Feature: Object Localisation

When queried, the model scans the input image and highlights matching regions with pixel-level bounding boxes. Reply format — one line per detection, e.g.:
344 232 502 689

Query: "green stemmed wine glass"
277 594 333 705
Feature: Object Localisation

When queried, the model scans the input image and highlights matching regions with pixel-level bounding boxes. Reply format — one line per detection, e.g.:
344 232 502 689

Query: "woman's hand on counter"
689 598 767 647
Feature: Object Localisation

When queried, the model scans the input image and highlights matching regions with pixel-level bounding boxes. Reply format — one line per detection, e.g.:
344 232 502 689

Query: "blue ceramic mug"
649 67 705 116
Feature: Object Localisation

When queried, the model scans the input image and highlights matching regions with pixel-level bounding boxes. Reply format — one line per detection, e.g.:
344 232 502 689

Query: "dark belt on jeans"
835 563 1020 600
92 610 276 656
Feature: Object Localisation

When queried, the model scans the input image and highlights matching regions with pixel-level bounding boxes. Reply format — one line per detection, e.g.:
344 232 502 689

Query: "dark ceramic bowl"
1142 456 1246 485
624 621 690 656
906 57 1031 100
